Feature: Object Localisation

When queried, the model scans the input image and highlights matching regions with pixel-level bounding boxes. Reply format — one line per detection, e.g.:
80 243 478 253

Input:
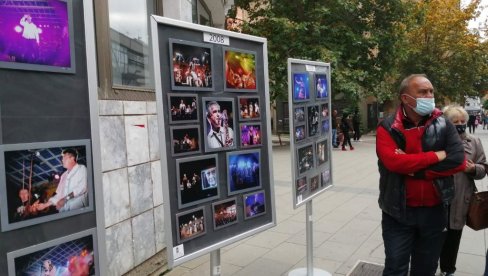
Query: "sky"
461 0 488 37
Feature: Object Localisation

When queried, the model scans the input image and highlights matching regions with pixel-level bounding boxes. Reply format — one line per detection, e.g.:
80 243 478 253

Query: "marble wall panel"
151 160 164 207
147 115 160 161
106 220 134 276
128 163 153 216
125 116 150 166
154 204 166 252
99 116 127 171
103 168 130 227
124 101 147 115
99 100 123 116
132 210 157 266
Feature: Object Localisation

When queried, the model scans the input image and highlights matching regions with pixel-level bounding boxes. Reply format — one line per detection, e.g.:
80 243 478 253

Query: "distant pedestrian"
483 111 488 129
340 113 353 151
438 105 488 276
331 109 338 148
376 74 465 276
352 109 361 141
468 114 476 133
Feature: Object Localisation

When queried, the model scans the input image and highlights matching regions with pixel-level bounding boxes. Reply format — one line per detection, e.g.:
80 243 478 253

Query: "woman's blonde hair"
443 105 469 123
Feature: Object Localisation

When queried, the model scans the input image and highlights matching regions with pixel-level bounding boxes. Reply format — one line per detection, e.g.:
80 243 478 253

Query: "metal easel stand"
288 201 331 276
210 249 221 276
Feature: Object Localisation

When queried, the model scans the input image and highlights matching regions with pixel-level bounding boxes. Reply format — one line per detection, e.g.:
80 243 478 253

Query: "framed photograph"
321 169 332 188
294 106 306 124
296 176 308 199
169 39 213 91
202 97 237 152
292 72 310 102
168 93 199 124
294 125 306 142
0 0 76 73
7 228 98 275
227 149 261 195
316 138 329 166
176 206 206 243
307 105 320 137
320 103 329 119
239 123 262 148
238 96 260 120
0 140 93 232
296 143 314 175
321 119 330 135
310 174 320 193
212 197 238 230
176 155 219 209
170 125 201 157
223 47 257 92
243 190 266 220
315 74 329 100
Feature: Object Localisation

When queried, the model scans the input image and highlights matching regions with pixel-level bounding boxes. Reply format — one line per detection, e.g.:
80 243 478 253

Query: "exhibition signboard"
288 59 334 209
151 16 276 268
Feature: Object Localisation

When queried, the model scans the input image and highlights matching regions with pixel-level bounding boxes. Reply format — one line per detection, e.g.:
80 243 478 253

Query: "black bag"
466 191 488 231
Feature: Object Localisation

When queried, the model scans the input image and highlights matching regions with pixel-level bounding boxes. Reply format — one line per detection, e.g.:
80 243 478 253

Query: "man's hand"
56 198 66 210
435 151 446 161
464 159 475 173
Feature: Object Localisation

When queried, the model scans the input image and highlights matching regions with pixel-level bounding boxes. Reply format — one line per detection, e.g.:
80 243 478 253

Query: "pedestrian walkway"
164 130 488 276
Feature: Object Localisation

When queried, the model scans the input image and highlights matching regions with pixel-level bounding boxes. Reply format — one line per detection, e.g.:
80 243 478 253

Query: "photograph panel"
294 125 306 142
239 123 262 148
169 39 213 91
310 174 320 193
238 96 260 120
315 74 329 100
243 190 266 220
295 176 308 201
292 72 310 102
321 169 332 188
224 47 257 92
296 143 314 175
168 93 199 124
212 197 238 230
316 138 328 167
307 105 319 137
176 207 206 243
202 97 236 152
0 141 92 231
170 125 201 157
176 155 219 209
294 106 305 124
0 0 75 73
227 149 261 195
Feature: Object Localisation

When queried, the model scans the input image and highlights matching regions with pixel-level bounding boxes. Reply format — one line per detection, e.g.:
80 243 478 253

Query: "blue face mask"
404 94 435 116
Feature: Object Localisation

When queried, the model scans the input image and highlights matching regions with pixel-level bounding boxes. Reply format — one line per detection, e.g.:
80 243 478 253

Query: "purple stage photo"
0 0 73 71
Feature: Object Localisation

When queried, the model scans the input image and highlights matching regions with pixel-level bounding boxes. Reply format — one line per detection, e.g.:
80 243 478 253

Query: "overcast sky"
461 0 488 37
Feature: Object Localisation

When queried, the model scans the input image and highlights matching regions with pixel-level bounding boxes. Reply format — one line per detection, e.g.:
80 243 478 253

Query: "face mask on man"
455 124 466 134
403 94 435 116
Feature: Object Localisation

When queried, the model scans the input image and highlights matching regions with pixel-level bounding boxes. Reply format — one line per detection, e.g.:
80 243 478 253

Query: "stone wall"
98 100 165 275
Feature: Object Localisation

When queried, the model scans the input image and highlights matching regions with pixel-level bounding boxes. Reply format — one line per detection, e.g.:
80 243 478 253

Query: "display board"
0 0 101 273
288 59 333 209
151 16 275 267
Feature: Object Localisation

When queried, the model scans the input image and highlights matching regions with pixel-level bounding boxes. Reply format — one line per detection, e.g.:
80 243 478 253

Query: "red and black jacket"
376 106 466 222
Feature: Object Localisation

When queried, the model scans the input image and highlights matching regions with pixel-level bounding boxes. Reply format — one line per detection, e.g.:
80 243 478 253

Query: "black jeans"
439 228 462 274
382 205 447 276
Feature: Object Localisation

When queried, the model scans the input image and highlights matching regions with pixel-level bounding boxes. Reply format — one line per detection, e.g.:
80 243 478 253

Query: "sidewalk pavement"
164 130 488 276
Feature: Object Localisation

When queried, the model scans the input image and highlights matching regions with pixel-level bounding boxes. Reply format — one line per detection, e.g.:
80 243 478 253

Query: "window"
108 0 154 88
192 0 212 26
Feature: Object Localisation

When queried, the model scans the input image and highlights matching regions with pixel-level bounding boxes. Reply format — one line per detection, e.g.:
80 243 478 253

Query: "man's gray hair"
398 74 428 96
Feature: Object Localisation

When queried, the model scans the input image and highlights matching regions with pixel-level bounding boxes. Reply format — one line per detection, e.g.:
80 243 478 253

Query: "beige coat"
449 133 488 230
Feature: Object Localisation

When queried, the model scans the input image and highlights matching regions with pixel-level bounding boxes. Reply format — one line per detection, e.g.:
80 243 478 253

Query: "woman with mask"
438 105 488 276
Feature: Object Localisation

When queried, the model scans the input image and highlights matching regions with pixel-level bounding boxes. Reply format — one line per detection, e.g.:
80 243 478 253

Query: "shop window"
108 0 154 88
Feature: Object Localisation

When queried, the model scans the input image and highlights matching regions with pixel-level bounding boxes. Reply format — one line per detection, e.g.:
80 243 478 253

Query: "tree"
228 0 412 105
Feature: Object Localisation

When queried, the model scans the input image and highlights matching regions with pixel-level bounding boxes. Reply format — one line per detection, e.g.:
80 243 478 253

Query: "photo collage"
291 70 332 205
167 39 266 245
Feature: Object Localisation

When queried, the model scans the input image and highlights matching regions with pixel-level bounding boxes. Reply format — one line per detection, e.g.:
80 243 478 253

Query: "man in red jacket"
376 74 466 276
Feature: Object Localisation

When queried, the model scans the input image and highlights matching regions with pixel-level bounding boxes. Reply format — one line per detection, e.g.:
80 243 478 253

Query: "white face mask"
403 94 435 116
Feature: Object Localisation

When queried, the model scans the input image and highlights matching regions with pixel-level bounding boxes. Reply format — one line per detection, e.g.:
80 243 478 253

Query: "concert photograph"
321 119 330 135
321 103 329 119
292 72 310 102
9 231 96 276
212 198 238 230
227 149 261 195
294 106 305 123
176 207 206 243
169 39 213 91
238 96 260 120
240 123 262 147
310 174 320 193
168 93 199 124
0 141 91 231
176 155 219 208
296 176 308 198
315 74 328 99
203 97 236 152
297 143 314 175
307 105 319 137
316 138 328 166
0 0 75 73
295 125 306 142
224 47 257 91
321 169 331 188
243 190 266 220
170 125 201 157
